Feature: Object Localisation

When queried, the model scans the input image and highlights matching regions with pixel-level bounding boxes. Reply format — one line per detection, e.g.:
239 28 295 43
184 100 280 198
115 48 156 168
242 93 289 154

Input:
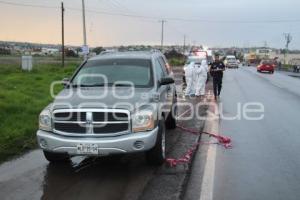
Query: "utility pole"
160 20 165 51
283 33 292 64
263 41 268 58
61 0 65 67
183 35 186 53
82 0 88 60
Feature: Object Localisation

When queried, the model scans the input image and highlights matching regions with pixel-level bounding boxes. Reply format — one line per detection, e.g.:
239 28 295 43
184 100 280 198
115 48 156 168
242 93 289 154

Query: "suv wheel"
43 151 70 163
146 118 166 166
166 97 177 129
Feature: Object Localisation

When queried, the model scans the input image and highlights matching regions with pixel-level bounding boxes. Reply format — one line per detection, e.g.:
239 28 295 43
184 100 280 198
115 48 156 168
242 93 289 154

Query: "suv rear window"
72 59 153 88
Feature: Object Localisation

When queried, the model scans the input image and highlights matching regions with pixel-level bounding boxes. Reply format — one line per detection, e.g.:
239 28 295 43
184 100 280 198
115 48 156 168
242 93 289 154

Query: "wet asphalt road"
214 67 300 200
0 71 207 200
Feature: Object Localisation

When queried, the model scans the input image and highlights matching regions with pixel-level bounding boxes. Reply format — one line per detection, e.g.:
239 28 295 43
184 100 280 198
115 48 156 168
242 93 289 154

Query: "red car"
257 60 275 74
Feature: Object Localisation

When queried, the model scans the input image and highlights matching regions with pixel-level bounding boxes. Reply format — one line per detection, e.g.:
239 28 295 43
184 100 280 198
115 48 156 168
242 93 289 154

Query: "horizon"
1 40 299 51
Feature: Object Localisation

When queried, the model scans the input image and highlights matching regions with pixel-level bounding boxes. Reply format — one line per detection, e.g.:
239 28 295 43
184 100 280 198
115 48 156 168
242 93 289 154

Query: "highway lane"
213 67 300 200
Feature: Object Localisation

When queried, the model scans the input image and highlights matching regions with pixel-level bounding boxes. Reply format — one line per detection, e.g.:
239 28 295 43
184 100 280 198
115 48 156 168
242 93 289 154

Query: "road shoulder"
184 99 219 200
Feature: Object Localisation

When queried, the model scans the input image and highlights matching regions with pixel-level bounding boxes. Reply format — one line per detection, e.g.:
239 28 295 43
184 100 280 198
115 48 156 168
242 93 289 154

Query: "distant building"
256 49 272 57
41 48 59 56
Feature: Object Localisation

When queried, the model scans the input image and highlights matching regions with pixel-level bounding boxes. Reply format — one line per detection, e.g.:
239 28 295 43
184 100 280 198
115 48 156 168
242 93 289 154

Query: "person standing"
210 54 225 100
195 60 209 97
184 61 196 96
278 61 282 71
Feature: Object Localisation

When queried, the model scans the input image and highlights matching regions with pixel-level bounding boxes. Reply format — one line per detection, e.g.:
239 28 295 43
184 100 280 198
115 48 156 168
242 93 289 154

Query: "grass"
282 64 293 70
168 57 186 66
0 58 80 163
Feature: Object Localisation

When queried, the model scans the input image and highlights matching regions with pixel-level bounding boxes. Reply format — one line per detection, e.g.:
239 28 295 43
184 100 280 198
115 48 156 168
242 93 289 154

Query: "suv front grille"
53 109 130 136
93 112 128 122
54 112 86 121
54 123 86 134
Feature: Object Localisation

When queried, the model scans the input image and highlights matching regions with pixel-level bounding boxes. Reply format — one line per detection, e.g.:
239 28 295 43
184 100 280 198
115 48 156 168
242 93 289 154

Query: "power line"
166 23 188 37
108 0 130 13
96 0 134 14
71 7 300 24
1 0 300 24
99 0 121 12
0 0 58 9
111 0 139 15
165 23 196 47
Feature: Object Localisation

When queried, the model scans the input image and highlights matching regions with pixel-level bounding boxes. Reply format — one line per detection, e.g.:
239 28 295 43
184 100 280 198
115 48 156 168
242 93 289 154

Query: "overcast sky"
0 0 300 49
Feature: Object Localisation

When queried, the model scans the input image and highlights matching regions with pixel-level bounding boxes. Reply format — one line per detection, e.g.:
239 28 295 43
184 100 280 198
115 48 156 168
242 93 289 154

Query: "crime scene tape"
165 125 232 167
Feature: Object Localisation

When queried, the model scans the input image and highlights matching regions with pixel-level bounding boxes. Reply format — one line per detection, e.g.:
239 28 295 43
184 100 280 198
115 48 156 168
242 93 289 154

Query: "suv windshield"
72 59 153 88
227 58 236 62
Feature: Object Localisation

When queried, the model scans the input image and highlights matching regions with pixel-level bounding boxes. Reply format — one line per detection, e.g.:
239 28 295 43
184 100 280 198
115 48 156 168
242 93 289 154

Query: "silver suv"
37 51 177 165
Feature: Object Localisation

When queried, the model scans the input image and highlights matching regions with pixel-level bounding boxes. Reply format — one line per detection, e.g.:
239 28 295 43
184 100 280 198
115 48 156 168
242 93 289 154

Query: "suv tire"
43 151 70 163
146 118 166 166
166 97 177 129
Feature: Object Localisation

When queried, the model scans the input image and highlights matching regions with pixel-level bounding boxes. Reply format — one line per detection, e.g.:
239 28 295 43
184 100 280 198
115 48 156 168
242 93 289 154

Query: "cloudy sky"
0 0 300 49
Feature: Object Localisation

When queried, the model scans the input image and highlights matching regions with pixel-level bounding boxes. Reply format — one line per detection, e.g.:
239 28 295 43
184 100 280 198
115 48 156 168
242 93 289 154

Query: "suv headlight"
132 110 155 133
39 109 52 132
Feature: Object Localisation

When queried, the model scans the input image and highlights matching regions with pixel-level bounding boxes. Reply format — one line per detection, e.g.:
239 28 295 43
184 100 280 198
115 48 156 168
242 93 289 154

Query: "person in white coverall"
184 62 196 96
195 60 209 96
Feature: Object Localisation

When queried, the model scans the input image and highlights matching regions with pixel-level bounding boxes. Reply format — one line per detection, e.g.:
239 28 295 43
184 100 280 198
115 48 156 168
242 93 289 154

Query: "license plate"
77 144 98 155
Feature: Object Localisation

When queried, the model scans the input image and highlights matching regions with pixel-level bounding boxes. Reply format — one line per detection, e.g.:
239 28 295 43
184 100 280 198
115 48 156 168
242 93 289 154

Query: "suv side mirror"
62 78 70 87
159 76 174 86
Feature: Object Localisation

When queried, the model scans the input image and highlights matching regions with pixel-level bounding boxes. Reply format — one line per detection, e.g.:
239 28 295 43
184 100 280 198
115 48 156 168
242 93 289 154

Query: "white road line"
177 90 218 200
199 105 219 200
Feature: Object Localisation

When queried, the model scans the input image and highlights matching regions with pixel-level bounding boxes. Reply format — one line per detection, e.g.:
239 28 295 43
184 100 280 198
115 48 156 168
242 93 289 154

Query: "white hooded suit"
184 62 196 95
195 60 209 96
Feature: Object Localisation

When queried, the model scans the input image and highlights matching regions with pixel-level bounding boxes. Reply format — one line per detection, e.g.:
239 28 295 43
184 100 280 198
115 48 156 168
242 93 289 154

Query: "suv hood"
51 87 157 113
